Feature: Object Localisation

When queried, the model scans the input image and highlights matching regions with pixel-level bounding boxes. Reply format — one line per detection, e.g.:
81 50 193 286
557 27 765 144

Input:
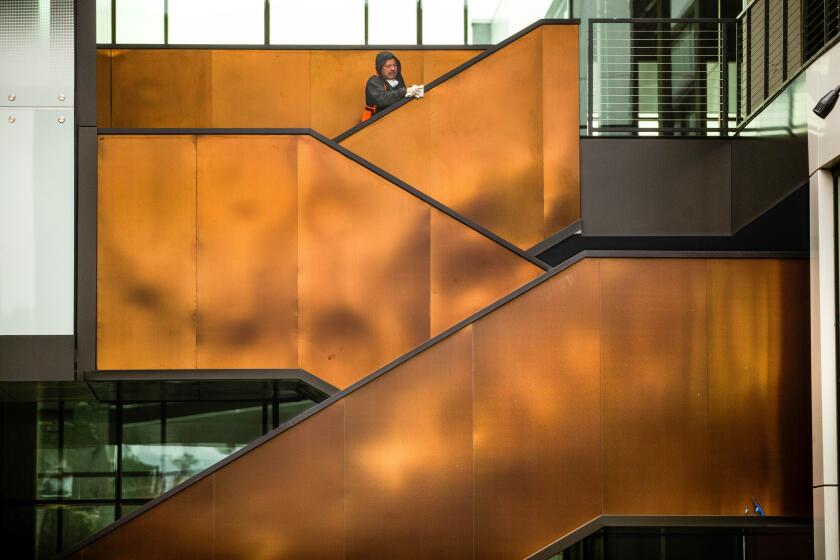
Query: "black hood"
375 51 403 81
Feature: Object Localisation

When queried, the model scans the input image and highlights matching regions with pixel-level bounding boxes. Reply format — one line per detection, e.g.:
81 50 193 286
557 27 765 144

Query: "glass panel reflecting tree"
162 401 262 490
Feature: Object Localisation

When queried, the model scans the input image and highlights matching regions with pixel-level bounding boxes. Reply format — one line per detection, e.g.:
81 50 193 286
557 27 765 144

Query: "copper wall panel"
99 48 479 135
428 32 544 249
196 136 299 369
214 403 345 560
541 25 581 236
340 94 432 190
430 211 542 334
110 50 211 128
345 328 474 559
81 478 214 560
473 259 602 560
211 51 311 128
600 258 712 514
310 50 374 137
97 136 197 369
96 49 111 127
421 50 479 85
708 259 811 516
298 136 431 389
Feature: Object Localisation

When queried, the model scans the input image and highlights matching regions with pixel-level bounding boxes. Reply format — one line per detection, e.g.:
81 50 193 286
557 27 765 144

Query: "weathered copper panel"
96 49 111 127
211 51 311 128
541 25 581 237
98 136 197 369
110 50 211 128
100 47 481 134
340 94 431 189
473 259 602 559
310 50 376 138
421 50 480 85
214 403 345 560
345 328 473 559
196 136 299 369
600 258 712 514
428 31 544 249
81 478 214 560
297 136 431 389
708 259 811 516
430 211 542 334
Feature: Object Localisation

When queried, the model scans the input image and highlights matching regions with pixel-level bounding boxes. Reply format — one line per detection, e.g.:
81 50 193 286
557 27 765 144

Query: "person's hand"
406 85 423 98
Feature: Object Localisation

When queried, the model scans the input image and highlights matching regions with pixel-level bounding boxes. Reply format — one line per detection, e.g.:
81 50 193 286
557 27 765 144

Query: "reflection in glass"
270 0 365 45
163 402 262 489
62 505 116 550
122 403 164 498
368 0 418 45
35 506 58 560
168 0 264 44
423 0 465 44
739 72 808 137
116 0 164 44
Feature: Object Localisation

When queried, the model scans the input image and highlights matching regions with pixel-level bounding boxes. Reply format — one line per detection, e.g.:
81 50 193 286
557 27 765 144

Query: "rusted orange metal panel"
210 51 311 128
297 135 432 388
110 49 212 128
196 136 299 369
600 258 713 514
101 48 480 137
473 259 602 559
707 258 812 516
345 328 474 559
214 403 345 559
97 136 197 369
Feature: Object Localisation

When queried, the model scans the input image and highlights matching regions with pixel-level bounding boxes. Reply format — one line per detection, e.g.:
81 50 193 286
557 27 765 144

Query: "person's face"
381 58 398 80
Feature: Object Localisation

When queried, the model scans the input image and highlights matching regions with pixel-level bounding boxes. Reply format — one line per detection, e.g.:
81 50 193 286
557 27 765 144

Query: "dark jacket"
364 51 407 111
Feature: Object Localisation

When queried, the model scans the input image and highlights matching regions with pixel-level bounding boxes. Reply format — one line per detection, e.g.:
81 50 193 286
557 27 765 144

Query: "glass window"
168 0 265 44
271 0 365 45
368 0 417 45
115 0 164 44
96 0 112 43
121 403 164 498
35 506 58 560
423 0 465 44
62 505 115 550
163 401 262 490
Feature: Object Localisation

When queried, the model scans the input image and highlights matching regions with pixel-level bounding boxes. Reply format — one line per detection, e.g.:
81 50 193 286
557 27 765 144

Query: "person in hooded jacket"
362 51 423 121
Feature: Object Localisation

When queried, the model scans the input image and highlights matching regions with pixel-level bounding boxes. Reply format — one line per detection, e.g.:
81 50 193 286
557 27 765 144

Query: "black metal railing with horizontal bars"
587 18 736 137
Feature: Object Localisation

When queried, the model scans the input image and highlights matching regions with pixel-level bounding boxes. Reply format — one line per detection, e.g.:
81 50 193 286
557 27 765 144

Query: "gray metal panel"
75 0 96 126
580 138 732 236
76 126 97 373
0 335 74 381
731 135 809 231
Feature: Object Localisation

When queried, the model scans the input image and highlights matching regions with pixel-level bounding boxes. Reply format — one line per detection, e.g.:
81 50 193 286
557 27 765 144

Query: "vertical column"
809 169 839 560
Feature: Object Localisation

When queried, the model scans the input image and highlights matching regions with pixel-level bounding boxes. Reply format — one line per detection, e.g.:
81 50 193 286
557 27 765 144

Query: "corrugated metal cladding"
750 0 766 111
768 0 784 92
740 17 749 115
787 0 803 75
